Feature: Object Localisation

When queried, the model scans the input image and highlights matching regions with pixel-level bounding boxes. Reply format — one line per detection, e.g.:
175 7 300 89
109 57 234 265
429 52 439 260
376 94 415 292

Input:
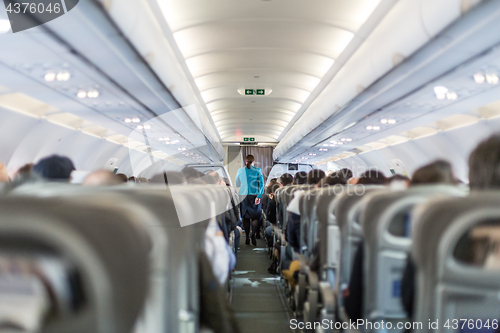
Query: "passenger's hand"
269 193 275 200
255 197 261 205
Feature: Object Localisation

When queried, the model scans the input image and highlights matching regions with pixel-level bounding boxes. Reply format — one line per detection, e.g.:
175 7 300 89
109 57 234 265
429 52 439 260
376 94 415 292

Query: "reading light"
309 153 316 156
474 73 485 84
388 119 397 124
77 90 87 99
330 141 337 144
345 138 352 142
159 137 164 141
486 74 499 85
137 125 144 130
323 144 329 147
340 138 346 142
132 118 140 123
372 126 380 130
44 72 56 82
434 86 448 100
87 90 99 98
366 125 373 130
56 72 70 81
380 119 388 124
446 92 458 100
143 124 151 129
124 118 132 123
337 142 344 145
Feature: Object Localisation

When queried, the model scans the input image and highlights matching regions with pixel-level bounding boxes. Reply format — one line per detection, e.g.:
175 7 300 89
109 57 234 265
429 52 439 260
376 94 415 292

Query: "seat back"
413 191 500 333
333 186 386 309
0 196 150 333
299 187 320 257
10 183 232 333
360 185 466 325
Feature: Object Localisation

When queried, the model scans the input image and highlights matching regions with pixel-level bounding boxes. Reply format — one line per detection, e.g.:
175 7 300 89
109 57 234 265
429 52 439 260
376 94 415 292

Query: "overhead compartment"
274 0 478 161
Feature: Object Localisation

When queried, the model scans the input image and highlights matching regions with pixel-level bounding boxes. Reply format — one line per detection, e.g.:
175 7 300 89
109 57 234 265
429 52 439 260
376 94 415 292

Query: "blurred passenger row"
0 155 243 333
263 135 500 332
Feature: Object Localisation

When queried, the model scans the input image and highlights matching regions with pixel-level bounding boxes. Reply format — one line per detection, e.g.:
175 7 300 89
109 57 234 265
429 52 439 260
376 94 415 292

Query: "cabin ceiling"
156 0 382 142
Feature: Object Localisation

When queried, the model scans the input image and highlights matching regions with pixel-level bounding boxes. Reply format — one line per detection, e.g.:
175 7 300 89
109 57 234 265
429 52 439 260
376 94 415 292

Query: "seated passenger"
115 173 128 182
402 137 500 322
32 155 75 182
389 174 411 190
357 169 387 185
13 163 33 182
293 171 308 185
317 171 347 186
82 170 124 186
149 171 186 185
278 173 293 187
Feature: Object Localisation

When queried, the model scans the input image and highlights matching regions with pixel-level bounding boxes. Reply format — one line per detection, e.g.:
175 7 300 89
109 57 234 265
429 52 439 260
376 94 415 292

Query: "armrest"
307 270 319 290
319 281 336 313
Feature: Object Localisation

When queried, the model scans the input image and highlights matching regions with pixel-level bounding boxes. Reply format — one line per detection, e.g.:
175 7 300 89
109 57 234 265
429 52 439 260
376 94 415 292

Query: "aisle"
231 237 294 333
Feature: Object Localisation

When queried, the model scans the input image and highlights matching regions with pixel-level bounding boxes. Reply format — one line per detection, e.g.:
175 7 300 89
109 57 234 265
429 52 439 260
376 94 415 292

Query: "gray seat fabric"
0 196 150 333
333 185 386 319
412 191 500 333
299 187 320 257
360 185 466 327
9 183 233 333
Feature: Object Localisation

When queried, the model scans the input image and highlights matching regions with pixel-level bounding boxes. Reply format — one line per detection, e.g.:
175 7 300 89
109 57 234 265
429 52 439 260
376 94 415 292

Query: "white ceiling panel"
157 0 382 141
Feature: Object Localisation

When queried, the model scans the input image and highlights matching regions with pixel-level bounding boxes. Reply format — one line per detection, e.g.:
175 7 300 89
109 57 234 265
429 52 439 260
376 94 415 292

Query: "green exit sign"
244 89 265 95
243 137 255 142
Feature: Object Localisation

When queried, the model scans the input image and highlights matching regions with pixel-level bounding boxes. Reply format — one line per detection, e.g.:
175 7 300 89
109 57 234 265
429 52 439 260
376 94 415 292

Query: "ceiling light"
77 90 87 99
474 72 485 84
340 138 346 142
132 118 140 123
372 126 380 130
380 119 388 124
309 153 316 156
329 144 335 147
44 72 56 82
143 124 151 129
345 138 352 142
366 125 373 130
338 142 344 145
56 72 70 81
87 90 99 98
0 19 10 34
159 137 164 141
323 144 329 147
388 119 397 124
302 157 308 160
137 125 144 130
164 141 171 144
446 92 458 100
124 118 131 123
486 74 499 85
434 86 448 100
330 141 337 144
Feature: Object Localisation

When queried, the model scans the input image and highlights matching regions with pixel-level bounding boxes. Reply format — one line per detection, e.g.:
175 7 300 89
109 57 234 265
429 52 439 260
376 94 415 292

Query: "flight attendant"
235 154 265 246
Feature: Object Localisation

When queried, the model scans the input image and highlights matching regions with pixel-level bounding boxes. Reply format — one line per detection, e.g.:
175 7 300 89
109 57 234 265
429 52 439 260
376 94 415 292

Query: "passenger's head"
278 173 293 186
357 169 386 185
0 163 9 183
116 173 128 183
293 171 308 185
469 134 500 190
222 178 231 186
245 154 255 169
205 171 225 185
181 166 204 181
266 182 281 195
318 172 347 187
389 174 411 188
270 178 278 183
411 160 455 185
307 169 325 185
13 163 33 181
32 155 75 181
128 176 136 183
338 168 353 181
83 170 123 186
150 172 186 185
